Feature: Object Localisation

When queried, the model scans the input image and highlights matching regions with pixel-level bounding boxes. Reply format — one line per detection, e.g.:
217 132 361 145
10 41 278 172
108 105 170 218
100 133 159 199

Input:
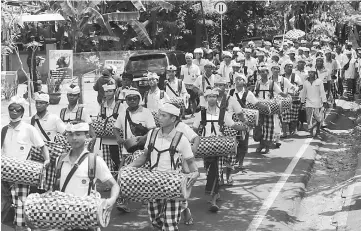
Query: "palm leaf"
105 12 140 22
82 7 114 36
155 1 174 13
129 20 152 46
93 36 120 42
131 0 146 12
59 0 77 18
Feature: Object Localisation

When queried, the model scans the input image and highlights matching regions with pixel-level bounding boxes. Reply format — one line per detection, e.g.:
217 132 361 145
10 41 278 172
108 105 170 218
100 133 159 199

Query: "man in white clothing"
300 67 328 137
193 61 216 108
143 72 170 112
218 51 235 84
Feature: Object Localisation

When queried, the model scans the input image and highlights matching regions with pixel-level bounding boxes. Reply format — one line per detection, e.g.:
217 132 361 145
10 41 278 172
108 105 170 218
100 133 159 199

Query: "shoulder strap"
53 153 68 191
1 125 9 148
218 106 226 130
229 89 235 96
178 79 182 94
31 115 36 126
255 82 261 97
60 153 89 192
169 131 183 170
144 91 149 107
241 90 248 104
160 90 164 99
75 107 84 121
197 108 207 136
100 103 106 118
60 108 67 121
146 128 160 165
112 101 121 119
291 73 295 84
269 80 274 99
35 119 51 141
165 81 179 97
87 152 97 196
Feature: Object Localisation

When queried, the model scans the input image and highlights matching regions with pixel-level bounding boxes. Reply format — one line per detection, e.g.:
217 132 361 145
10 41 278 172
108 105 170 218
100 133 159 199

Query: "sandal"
256 147 263 153
226 177 234 186
263 148 270 154
183 208 194 225
209 204 219 212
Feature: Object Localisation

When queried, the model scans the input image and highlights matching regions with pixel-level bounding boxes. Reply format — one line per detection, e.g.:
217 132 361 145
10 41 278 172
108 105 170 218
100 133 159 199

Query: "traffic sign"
214 1 227 15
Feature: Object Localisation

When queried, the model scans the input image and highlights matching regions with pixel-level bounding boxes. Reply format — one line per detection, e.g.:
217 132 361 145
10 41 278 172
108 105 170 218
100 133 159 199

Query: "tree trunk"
200 1 208 43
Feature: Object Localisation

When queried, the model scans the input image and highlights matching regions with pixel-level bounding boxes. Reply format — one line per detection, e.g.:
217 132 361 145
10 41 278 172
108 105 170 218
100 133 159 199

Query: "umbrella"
285 29 305 39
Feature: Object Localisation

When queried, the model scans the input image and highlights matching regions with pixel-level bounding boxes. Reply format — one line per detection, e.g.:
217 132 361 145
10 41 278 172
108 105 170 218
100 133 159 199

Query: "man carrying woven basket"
54 122 120 231
128 103 199 231
1 96 50 230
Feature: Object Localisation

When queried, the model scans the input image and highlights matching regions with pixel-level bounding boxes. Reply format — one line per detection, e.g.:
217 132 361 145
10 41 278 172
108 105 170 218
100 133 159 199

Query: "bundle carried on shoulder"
195 136 237 158
90 117 121 138
247 96 292 115
118 166 192 202
24 191 110 229
1 156 45 186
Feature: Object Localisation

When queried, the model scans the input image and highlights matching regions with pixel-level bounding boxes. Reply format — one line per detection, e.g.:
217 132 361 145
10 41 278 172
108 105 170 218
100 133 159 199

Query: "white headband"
67 85 80 94
159 103 180 116
9 95 28 109
65 122 89 132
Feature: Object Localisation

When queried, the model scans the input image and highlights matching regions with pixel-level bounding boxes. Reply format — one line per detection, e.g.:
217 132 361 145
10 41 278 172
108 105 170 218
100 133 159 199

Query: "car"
123 50 186 97
242 37 264 48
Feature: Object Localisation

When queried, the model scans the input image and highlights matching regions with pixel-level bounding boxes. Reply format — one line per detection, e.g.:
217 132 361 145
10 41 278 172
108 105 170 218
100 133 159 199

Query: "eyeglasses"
126 96 140 101
8 107 23 112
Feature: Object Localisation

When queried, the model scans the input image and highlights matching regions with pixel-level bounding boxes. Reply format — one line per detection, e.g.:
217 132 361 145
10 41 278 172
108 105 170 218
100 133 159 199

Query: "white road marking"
246 137 313 231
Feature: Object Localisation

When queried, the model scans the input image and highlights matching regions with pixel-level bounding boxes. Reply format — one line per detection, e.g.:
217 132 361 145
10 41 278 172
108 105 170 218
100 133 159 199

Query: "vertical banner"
49 50 73 79
104 60 125 75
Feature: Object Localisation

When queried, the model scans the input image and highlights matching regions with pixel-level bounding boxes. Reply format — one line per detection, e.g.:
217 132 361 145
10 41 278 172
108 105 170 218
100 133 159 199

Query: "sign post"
214 1 227 52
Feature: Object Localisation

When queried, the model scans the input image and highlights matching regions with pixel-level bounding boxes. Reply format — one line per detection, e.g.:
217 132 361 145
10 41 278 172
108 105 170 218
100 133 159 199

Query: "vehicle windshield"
125 54 167 73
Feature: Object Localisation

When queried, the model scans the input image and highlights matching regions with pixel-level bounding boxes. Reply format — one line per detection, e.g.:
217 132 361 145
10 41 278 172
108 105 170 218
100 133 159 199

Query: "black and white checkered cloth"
118 167 187 202
281 109 291 123
24 191 110 229
195 136 237 158
290 103 301 122
148 199 182 231
261 114 275 142
151 111 160 127
90 117 123 138
10 183 30 227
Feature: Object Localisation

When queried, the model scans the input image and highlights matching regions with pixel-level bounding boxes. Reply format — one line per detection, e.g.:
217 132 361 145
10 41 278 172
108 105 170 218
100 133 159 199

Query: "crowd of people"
2 37 361 231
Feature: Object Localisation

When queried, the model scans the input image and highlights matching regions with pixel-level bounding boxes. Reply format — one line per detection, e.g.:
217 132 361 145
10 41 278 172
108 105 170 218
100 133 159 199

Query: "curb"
290 105 343 221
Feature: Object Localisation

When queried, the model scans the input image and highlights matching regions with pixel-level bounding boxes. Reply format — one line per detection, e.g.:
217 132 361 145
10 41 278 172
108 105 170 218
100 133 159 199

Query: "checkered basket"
1 156 44 186
222 121 249 137
90 117 121 138
28 141 65 191
233 109 259 126
169 97 186 109
24 191 110 229
275 95 292 112
117 167 191 202
195 136 237 158
247 99 280 115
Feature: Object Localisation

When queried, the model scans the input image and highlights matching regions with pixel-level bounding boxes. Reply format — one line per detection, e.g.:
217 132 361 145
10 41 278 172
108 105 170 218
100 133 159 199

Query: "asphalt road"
1 83 319 231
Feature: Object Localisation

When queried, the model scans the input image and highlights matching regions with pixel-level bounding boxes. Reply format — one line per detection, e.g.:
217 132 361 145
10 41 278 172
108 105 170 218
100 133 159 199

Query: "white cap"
204 89 219 97
287 48 296 54
185 53 193 58
194 48 204 54
125 87 142 98
232 62 241 67
9 95 29 109
103 82 116 91
344 50 352 55
245 48 252 53
34 92 49 103
237 53 246 60
66 85 81 94
204 61 215 68
233 72 247 83
147 72 159 80
307 67 317 73
222 51 232 58
283 59 294 67
167 65 177 71
214 76 228 84
264 41 272 46
65 122 89 132
233 47 241 52
159 103 180 116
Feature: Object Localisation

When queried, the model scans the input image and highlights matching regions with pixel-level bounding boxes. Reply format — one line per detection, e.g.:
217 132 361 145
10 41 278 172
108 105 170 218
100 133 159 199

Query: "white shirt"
227 89 258 115
165 77 188 98
316 68 331 83
180 64 201 85
335 53 347 68
100 99 125 145
60 104 92 124
218 61 235 82
344 58 357 79
300 78 327 108
193 74 215 107
192 59 208 74
59 149 113 197
324 60 338 78
255 79 282 100
114 106 156 155
145 88 170 112
193 107 234 137
245 57 258 76
2 121 45 160
33 111 66 141
175 122 198 142
144 128 194 172
274 76 294 94
294 69 309 83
